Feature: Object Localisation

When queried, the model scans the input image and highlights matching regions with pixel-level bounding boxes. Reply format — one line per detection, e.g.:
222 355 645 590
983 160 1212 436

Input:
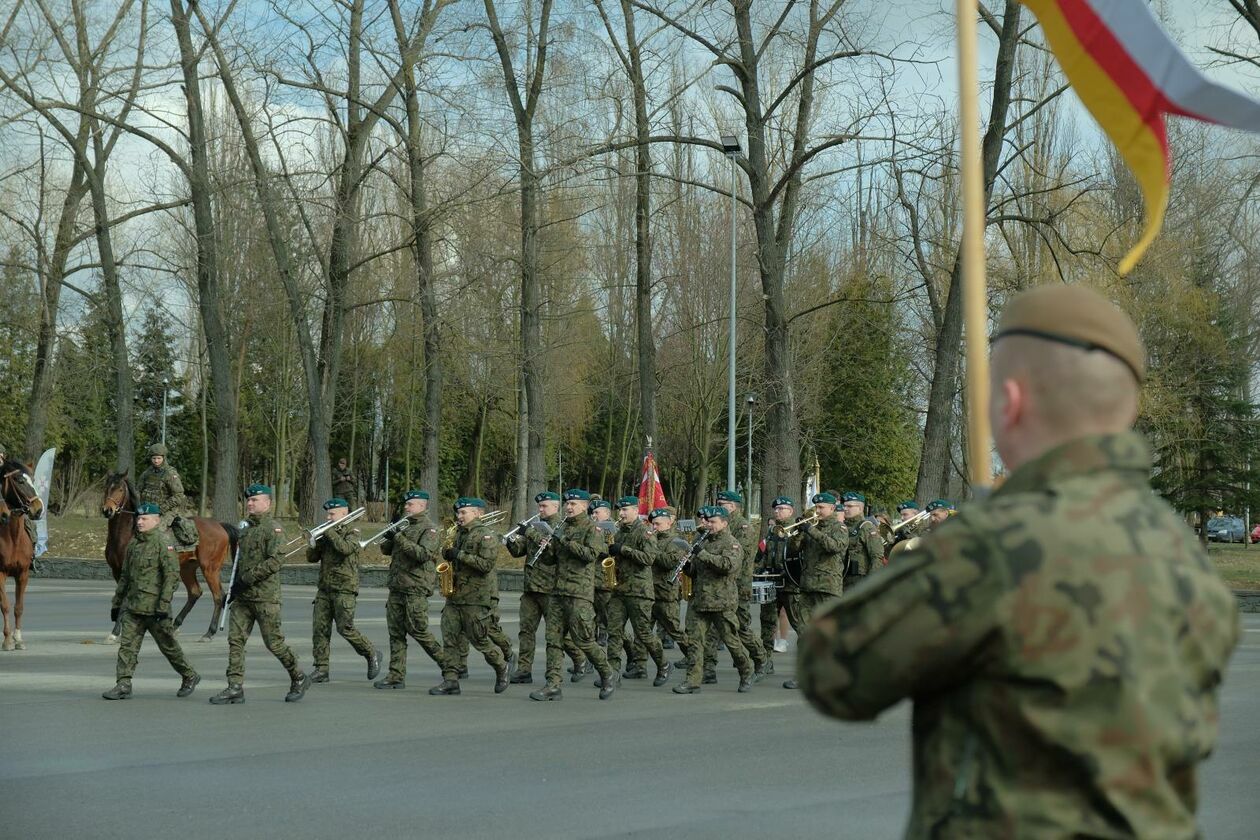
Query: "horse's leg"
0 571 12 651
200 534 225 642
13 568 27 650
172 554 201 632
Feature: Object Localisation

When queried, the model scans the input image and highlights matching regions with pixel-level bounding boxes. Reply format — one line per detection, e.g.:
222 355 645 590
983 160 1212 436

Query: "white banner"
33 447 54 557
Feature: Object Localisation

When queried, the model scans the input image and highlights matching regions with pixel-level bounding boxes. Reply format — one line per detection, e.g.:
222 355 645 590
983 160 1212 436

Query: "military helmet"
148 443 168 457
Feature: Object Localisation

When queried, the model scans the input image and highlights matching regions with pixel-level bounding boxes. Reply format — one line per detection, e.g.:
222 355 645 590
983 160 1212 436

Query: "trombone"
359 517 408 550
283 506 367 557
773 511 819 539
500 513 540 544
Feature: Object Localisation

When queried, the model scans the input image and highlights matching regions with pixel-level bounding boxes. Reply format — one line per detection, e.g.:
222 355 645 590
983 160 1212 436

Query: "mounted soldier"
136 443 198 551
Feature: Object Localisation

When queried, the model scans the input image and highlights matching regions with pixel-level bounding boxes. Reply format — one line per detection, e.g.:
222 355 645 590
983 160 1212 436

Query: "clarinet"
669 532 707 583
528 521 564 567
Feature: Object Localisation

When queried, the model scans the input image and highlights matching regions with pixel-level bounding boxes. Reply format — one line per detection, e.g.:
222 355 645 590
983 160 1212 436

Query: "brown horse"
0 465 34 651
101 471 238 642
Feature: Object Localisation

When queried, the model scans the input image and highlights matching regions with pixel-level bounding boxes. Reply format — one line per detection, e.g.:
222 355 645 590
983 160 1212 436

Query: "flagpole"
646 438 656 514
955 0 992 490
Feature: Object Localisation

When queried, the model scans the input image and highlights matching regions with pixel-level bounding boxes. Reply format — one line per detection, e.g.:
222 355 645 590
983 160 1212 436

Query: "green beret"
716 490 743 505
704 505 729 519
615 495 640 509
245 484 271 498
841 491 865 503
589 499 611 510
563 488 592 502
147 443 168 457
811 492 838 506
896 500 918 512
647 507 673 521
534 491 561 503
323 498 349 510
403 490 429 502
926 499 954 512
136 502 161 516
454 497 486 510
772 496 795 508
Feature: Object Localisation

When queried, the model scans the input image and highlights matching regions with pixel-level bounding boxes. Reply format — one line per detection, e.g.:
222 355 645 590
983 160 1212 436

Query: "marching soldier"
375 490 447 689
137 442 198 550
673 506 755 694
101 502 199 700
797 284 1241 836
590 498 645 674
210 485 310 704
306 498 380 684
331 457 360 510
504 491 587 684
711 491 767 679
529 489 618 701
646 507 696 675
841 491 884 582
0 444 41 550
430 498 510 696
756 496 804 673
605 496 672 686
782 491 847 690
925 499 954 531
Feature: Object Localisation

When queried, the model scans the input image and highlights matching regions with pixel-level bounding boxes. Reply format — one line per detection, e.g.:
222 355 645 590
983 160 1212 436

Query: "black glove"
608 542 622 557
110 607 119 623
798 521 813 535
443 547 458 562
229 580 244 601
155 611 169 620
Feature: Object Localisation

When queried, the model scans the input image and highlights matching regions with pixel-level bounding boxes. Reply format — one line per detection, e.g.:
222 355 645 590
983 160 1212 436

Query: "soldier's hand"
155 611 169 620
798 521 813 536
443 547 458 562
229 580 244 601
110 608 119 623
608 542 622 557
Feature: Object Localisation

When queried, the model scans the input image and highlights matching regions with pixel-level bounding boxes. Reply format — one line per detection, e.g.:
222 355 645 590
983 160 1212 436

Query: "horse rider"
137 443 199 551
0 443 42 549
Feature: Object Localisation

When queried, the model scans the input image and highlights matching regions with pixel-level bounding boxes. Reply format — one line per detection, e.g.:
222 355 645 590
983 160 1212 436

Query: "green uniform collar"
995 432 1152 497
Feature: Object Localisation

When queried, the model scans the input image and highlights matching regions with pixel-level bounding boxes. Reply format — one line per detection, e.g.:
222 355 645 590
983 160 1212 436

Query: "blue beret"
403 490 430 502
896 500 918 512
772 496 795 508
926 499 954 512
841 491 865 503
615 495 640 509
535 491 561 503
703 505 729 519
245 484 271 498
647 507 673 521
454 497 487 510
563 488 592 502
323 498 349 511
811 492 838 506
716 490 743 505
136 502 161 516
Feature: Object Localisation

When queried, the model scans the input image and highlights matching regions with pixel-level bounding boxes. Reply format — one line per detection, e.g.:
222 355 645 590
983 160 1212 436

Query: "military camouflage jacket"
844 516 884 578
648 528 684 601
381 514 440 595
305 520 362 593
234 514 286 604
797 432 1241 839
448 519 500 608
689 528 741 612
796 516 848 596
505 512 561 594
549 513 604 601
331 467 358 497
137 464 187 514
728 511 759 601
612 518 654 599
757 526 799 591
112 529 179 615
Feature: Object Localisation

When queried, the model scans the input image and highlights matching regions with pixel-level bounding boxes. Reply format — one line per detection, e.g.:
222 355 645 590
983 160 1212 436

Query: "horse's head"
102 470 130 519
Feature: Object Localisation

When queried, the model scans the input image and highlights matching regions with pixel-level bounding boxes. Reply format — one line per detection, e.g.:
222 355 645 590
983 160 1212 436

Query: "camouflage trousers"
312 589 375 669
115 612 195 683
596 589 645 666
759 588 802 662
385 589 448 680
651 596 695 661
226 600 301 684
686 609 751 686
441 603 506 680
518 591 585 674
456 596 513 669
703 600 765 673
544 595 612 689
798 591 841 627
607 592 666 672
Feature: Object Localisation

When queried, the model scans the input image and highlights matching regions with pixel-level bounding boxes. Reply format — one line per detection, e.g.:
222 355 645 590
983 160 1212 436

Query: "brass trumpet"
282 506 367 558
773 511 818 538
359 517 408 550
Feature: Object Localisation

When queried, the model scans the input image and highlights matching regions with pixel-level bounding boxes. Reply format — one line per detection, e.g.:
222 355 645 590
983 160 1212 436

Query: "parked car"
1207 516 1246 543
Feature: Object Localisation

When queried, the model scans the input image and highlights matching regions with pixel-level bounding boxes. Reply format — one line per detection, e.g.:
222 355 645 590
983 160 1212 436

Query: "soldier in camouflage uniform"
136 443 199 549
102 502 200 700
798 285 1241 837
782 491 847 690
375 490 448 688
885 500 925 554
605 496 672 686
528 489 618 701
673 506 755 694
430 498 510 696
924 498 953 531
331 457 359 510
589 498 644 672
699 490 766 683
841 491 884 582
305 498 380 683
210 485 310 704
756 496 804 673
504 491 586 684
645 507 696 675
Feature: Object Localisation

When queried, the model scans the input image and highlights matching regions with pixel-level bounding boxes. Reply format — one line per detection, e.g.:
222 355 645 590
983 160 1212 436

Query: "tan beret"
993 285 1145 382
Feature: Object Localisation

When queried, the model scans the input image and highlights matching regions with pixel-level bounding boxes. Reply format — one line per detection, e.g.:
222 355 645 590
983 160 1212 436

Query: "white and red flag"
637 449 668 516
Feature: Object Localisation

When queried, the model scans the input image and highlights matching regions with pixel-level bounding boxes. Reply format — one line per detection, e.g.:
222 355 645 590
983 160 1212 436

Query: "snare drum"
751 579 777 604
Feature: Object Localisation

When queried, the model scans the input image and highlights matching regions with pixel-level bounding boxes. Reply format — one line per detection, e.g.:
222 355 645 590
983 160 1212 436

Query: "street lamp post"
746 393 755 498
721 132 741 492
161 377 170 444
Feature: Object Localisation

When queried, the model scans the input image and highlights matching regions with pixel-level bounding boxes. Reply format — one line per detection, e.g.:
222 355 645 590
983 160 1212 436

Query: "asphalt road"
1 580 1257 839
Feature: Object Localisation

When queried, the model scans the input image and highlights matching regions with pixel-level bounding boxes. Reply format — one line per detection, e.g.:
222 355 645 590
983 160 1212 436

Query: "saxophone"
437 523 458 598
598 520 618 589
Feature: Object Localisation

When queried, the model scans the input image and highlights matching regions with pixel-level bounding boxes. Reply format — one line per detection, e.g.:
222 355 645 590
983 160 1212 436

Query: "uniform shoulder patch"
274 527 284 533
482 534 494 540
427 528 437 534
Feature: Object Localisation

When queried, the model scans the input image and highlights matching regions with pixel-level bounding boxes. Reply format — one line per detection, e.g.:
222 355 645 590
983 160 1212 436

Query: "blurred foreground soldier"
841 492 884 581
782 491 847 690
102 502 199 700
605 496 671 686
0 444 41 549
137 443 198 550
757 497 803 672
430 498 510 696
376 490 445 689
210 485 309 704
307 498 380 684
331 458 359 509
798 285 1241 837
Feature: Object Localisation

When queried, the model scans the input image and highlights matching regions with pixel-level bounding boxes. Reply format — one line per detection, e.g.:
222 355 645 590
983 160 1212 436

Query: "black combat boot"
309 667 330 684
702 670 717 685
366 649 381 681
456 666 470 679
285 671 312 702
176 673 201 697
598 671 619 700
102 681 132 700
569 661 592 683
503 650 517 673
738 675 753 693
652 661 673 687
762 659 775 675
782 678 799 690
494 663 510 694
529 685 562 701
429 679 461 695
510 670 533 684
662 636 675 650
672 682 701 695
209 683 245 705
623 664 648 679
374 677 405 689
751 664 767 684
